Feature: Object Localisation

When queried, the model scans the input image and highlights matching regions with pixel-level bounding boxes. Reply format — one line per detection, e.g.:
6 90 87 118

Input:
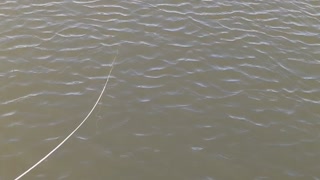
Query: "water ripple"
1 1 320 179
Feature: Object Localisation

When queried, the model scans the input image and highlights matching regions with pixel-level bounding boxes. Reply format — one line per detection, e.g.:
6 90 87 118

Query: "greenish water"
1 0 320 179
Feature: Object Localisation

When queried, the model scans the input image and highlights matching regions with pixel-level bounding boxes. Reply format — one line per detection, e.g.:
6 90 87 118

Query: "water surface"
1 0 320 179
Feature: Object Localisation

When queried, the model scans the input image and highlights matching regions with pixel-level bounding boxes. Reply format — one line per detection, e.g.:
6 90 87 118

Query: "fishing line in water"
14 51 118 180
15 1 211 179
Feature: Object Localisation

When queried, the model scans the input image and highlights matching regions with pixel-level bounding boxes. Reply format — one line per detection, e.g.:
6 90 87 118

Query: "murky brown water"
1 0 320 179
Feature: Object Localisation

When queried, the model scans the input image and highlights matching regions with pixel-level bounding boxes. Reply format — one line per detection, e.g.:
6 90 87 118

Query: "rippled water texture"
1 0 320 179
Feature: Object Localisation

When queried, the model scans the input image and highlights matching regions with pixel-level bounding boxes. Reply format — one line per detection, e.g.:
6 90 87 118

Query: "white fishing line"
15 1 208 179
15 51 118 180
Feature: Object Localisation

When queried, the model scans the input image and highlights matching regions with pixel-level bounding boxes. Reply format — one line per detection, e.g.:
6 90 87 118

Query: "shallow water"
1 0 320 179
